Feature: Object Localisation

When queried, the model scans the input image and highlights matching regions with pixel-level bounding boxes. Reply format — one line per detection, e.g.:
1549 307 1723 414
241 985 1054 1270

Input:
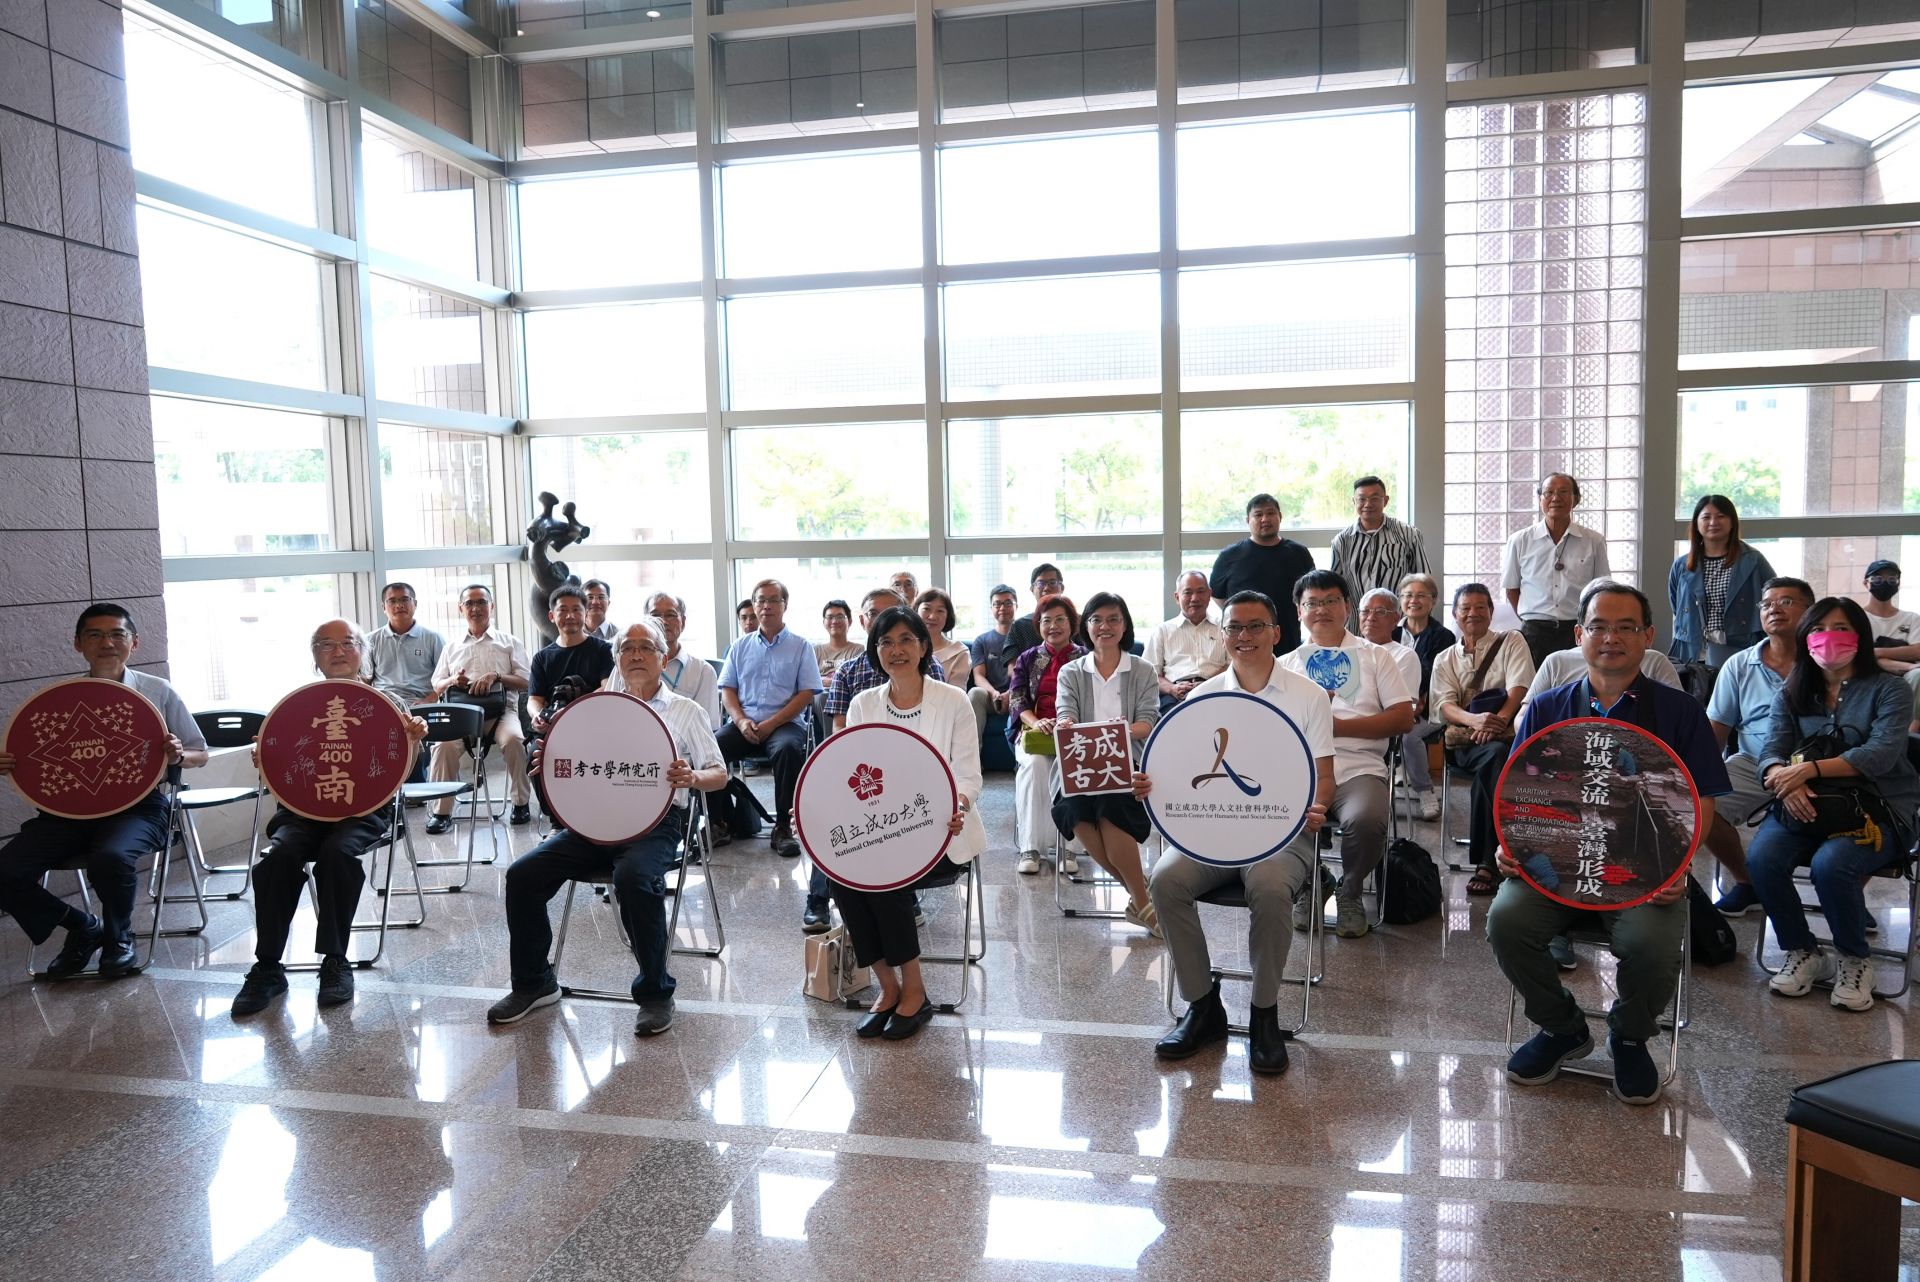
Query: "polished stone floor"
0 767 1914 1282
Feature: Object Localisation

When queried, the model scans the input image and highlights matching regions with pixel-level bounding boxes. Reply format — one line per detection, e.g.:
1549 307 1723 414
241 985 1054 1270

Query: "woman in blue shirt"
1745 596 1918 1014
1668 495 1775 671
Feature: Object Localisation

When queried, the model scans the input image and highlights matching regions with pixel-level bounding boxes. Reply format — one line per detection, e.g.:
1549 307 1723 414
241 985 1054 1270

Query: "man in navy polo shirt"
716 578 823 858
1487 579 1730 1106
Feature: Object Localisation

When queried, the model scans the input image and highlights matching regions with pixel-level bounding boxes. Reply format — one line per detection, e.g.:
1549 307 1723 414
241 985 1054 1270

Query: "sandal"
1466 866 1500 896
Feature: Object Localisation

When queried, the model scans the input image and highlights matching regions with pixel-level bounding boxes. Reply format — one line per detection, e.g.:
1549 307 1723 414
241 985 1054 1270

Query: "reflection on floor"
0 767 1914 1282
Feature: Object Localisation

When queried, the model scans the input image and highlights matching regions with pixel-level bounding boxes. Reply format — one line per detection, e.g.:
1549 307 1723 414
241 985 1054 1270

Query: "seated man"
1487 581 1729 1106
1524 636 1682 704
425 583 534 833
1149 591 1335 1076
233 619 428 1017
529 585 615 725
1281 572 1414 939
1143 570 1227 715
967 583 1019 733
488 619 727 1035
1354 588 1422 716
716 579 822 860
606 592 720 729
0 603 209 977
1431 582 1536 895
1701 577 1812 915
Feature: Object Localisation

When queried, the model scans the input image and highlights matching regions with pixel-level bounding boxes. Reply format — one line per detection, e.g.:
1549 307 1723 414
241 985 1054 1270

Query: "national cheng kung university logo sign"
793 722 959 891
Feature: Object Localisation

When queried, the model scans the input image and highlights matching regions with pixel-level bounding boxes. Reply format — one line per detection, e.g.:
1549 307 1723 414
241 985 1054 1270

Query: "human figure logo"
1190 728 1262 795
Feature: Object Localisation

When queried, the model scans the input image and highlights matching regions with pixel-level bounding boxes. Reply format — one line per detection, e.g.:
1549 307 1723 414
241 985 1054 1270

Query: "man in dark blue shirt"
1487 580 1730 1107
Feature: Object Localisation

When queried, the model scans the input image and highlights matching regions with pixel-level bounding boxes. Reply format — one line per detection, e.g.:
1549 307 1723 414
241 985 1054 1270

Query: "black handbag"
447 687 511 723
1685 874 1738 965
1380 837 1443 925
1768 726 1911 856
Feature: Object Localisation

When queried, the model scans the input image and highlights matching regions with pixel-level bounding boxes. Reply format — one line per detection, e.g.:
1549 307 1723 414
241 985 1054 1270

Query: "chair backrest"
412 701 483 743
706 657 722 676
193 708 267 749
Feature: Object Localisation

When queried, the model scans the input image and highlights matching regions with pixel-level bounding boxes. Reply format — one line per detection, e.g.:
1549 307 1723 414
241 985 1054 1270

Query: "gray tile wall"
0 0 164 838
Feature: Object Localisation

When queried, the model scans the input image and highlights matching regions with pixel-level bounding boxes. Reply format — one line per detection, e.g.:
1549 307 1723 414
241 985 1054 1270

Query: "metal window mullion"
695 3 731 642
1156 0 1179 591
1409 0 1447 570
1676 359 1920 391
1642 0 1686 636
918 0 945 583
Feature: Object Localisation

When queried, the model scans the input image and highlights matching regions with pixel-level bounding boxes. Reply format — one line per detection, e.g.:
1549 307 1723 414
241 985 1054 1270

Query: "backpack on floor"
1380 837 1443 925
1686 874 1738 965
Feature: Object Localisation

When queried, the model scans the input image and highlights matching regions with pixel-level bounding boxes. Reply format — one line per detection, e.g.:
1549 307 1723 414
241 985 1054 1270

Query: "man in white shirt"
1432 583 1536 890
425 583 534 832
1501 472 1611 667
1525 643 1683 704
1149 590 1335 1077
1280 572 1414 939
1142 571 1227 714
1355 588 1422 715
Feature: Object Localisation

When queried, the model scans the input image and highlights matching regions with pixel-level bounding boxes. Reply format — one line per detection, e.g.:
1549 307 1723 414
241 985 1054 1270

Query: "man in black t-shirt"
1005 562 1066 661
1208 493 1315 654
530 585 615 725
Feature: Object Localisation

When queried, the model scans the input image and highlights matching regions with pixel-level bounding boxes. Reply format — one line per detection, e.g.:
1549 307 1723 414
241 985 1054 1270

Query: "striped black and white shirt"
1329 515 1432 607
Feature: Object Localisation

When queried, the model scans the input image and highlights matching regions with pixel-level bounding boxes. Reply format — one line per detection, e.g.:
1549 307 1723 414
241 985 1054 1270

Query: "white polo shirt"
1500 520 1611 622
1189 661 1336 766
1279 635 1413 784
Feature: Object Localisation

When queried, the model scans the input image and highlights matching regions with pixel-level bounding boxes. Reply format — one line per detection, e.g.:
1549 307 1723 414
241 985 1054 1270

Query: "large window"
725 289 924 409
721 152 922 277
732 424 930 540
379 425 505 549
1180 404 1411 532
1679 383 1920 519
940 132 1158 265
370 277 488 412
517 170 703 290
362 121 482 279
1180 259 1413 390
164 575 344 708
948 414 1160 536
944 274 1159 400
529 433 713 543
1178 112 1413 249
524 302 707 417
153 400 337 557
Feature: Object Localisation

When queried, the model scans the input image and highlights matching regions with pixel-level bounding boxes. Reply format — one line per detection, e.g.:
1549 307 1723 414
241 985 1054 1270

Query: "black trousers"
715 720 808 827
1520 618 1576 668
1449 741 1509 868
0 796 169 945
251 808 388 963
832 858 966 969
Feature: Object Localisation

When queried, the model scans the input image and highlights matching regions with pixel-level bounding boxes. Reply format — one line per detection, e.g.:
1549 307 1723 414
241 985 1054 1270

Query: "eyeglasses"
81 628 133 643
1300 596 1345 612
618 642 662 657
650 609 683 621
1085 614 1125 629
1358 608 1399 619
1760 598 1803 613
1033 579 1064 592
751 596 782 607
1582 623 1648 638
1223 622 1272 637
461 599 490 609
313 639 361 653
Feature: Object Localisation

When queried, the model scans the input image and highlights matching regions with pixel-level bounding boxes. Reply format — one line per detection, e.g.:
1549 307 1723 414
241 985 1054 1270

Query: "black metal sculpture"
526 490 590 646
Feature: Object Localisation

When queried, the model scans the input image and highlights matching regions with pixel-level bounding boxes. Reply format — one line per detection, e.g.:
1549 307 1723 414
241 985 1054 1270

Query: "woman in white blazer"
841 606 985 1041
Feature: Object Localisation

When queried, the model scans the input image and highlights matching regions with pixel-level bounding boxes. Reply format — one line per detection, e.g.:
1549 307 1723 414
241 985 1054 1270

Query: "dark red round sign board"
1494 717 1703 911
258 680 414 821
4 677 169 820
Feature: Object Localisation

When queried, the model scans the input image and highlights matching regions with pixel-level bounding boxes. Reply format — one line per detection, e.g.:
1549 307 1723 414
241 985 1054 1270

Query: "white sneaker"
1418 791 1441 821
1768 947 1835 997
1016 852 1040 875
1829 955 1875 1012
1060 853 1080 875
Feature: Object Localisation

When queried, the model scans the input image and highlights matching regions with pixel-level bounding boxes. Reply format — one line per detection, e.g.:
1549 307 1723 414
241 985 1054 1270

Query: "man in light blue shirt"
716 578 822 858
1701 576 1812 916
366 581 444 786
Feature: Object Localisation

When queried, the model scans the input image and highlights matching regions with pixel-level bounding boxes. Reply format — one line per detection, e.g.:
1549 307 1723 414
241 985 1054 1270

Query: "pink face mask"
1806 631 1859 668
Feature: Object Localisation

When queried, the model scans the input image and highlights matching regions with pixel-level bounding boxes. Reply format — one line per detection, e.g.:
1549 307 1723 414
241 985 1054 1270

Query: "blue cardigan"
1668 545 1775 666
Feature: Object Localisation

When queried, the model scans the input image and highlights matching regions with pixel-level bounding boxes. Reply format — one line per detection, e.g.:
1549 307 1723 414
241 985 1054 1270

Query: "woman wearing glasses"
839 607 984 1041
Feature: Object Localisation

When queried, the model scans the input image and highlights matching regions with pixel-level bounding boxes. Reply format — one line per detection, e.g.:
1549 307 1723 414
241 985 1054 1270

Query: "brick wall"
0 0 163 838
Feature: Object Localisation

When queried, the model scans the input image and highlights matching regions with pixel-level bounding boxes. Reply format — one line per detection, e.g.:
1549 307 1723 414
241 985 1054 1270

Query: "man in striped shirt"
1329 476 1431 623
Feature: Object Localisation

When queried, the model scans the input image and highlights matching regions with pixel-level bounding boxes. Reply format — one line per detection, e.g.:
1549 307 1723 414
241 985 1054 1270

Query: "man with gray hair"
1501 471 1611 666
1142 570 1227 714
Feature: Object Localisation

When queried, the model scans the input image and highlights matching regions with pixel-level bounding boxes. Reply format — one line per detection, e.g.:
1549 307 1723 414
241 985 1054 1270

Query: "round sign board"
1495 717 1703 911
1140 690 1318 868
537 691 676 846
4 677 169 820
793 722 958 892
258 680 414 821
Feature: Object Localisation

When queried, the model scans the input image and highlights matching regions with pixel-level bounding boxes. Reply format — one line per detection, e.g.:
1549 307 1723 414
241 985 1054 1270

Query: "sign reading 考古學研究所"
537 691 676 845
1140 691 1316 867
794 722 957 892
258 680 414 822
4 678 168 820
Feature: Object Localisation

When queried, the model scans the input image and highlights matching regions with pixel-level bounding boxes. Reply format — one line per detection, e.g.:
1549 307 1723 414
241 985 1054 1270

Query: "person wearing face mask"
1744 596 1919 1013
1667 495 1775 674
1859 561 1920 652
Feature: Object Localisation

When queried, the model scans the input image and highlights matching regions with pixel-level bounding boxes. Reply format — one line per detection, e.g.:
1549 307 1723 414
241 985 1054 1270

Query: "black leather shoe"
1154 983 1229 1060
44 916 104 979
316 955 355 1007
98 937 139 977
231 963 288 1017
770 824 800 857
424 814 454 835
1247 1002 1290 1076
882 1000 934 1040
856 1005 897 1038
510 804 532 826
801 901 830 934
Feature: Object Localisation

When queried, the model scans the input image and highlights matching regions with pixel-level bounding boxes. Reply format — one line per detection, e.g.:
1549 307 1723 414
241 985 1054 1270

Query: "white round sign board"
1140 690 1317 868
794 722 958 892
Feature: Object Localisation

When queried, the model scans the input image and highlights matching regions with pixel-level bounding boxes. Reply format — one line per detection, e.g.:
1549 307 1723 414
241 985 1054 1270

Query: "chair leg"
1054 847 1128 920
920 859 986 1013
668 821 726 959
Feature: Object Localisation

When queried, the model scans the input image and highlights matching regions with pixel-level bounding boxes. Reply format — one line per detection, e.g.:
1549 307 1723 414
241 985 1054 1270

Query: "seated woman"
1007 595 1086 875
233 618 428 1018
839 607 985 1041
914 588 973 692
1746 595 1919 1014
1051 591 1161 935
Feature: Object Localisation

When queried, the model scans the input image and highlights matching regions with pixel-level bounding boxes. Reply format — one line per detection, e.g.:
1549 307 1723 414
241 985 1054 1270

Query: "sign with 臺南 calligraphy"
793 722 958 891
258 680 413 821
4 678 169 820
537 690 676 846
1139 691 1317 867
1056 719 1135 796
1494 717 1702 910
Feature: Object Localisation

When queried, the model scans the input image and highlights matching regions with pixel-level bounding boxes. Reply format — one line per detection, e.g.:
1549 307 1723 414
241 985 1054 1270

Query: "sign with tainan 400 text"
258 680 414 822
793 723 958 892
4 678 169 820
1495 717 1702 910
1140 690 1317 868
537 691 676 846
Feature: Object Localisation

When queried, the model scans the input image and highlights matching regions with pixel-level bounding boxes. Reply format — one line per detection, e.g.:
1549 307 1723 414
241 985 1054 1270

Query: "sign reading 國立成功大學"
794 723 957 892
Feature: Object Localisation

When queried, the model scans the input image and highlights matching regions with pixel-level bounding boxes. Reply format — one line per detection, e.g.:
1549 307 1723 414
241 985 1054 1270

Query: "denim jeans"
1744 815 1898 960
503 808 686 1001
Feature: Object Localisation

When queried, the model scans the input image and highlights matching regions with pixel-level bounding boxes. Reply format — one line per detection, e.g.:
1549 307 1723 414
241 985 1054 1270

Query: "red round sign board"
1494 717 1703 911
4 677 169 820
793 722 958 892
258 680 414 821
537 691 677 846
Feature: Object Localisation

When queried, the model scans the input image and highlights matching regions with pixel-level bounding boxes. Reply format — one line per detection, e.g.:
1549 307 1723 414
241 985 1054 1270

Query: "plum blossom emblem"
847 763 884 801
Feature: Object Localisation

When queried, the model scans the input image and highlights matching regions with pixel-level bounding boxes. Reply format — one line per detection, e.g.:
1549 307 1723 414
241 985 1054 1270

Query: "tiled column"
0 0 163 838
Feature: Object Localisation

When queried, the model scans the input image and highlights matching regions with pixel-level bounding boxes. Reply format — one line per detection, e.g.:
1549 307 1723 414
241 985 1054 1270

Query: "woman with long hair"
1668 494 1775 671
1744 596 1918 1013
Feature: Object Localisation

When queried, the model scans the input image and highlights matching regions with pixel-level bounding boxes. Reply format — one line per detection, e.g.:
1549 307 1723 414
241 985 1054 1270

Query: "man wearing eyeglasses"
1143 571 1227 715
425 583 533 833
717 578 823 859
1330 476 1430 621
367 581 443 788
1005 564 1066 661
1149 590 1335 1076
1502 472 1611 667
612 591 720 729
0 604 208 979
488 618 728 1036
1489 580 1729 1106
